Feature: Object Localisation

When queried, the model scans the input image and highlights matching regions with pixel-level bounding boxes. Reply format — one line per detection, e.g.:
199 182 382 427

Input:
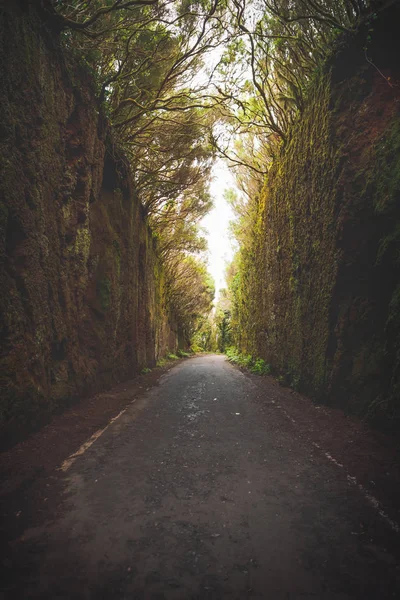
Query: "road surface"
2 355 400 598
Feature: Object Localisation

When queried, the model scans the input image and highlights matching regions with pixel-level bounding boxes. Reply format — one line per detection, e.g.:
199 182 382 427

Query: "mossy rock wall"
236 8 400 427
0 2 179 441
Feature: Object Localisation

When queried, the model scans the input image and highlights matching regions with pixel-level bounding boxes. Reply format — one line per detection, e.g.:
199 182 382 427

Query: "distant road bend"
3 355 400 599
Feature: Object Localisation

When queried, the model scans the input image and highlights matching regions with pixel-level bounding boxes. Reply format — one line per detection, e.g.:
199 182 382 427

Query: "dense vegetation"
44 0 226 337
2 0 399 435
42 0 386 346
219 2 400 428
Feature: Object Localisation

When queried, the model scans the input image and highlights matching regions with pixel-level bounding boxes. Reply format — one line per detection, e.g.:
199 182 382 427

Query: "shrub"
191 344 204 353
177 349 191 357
226 347 271 376
250 358 271 375
240 354 254 368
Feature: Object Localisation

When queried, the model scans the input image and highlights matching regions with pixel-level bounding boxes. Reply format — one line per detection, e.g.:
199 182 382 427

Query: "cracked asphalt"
2 354 400 599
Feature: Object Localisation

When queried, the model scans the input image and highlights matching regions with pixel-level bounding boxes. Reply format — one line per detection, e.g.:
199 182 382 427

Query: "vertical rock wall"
236 7 400 427
0 2 179 437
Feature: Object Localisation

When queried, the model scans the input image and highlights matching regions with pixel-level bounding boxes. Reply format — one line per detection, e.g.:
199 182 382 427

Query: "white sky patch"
201 160 236 301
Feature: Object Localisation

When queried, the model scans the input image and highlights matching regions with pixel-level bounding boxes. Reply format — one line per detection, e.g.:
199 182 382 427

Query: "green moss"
230 72 337 397
73 226 91 263
231 57 400 425
97 276 111 311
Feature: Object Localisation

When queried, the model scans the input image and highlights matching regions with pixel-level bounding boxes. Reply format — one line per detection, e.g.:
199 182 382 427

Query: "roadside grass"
177 349 191 358
154 349 194 368
225 348 302 390
225 347 271 376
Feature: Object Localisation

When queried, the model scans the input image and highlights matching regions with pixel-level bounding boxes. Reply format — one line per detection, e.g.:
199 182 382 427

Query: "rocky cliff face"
0 2 179 440
236 6 400 428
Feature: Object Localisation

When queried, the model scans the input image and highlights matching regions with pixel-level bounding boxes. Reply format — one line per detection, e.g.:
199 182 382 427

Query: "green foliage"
51 0 372 363
54 1 220 346
156 350 189 365
165 255 215 344
227 72 335 395
226 346 250 367
214 0 366 172
215 308 232 352
191 344 204 353
177 349 191 357
56 0 220 226
50 0 400 430
141 367 152 374
224 16 400 428
251 358 271 375
226 347 271 375
191 312 217 351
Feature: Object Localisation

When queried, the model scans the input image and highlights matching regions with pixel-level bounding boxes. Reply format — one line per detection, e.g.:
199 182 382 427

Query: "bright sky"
201 160 236 302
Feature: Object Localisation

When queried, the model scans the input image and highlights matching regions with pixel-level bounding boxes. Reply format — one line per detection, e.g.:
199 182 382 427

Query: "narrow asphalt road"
4 355 400 599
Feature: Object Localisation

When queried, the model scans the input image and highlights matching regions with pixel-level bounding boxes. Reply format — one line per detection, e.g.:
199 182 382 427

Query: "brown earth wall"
0 1 179 442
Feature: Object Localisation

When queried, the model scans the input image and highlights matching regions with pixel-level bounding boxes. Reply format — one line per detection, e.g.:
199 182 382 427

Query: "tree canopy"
47 0 385 343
